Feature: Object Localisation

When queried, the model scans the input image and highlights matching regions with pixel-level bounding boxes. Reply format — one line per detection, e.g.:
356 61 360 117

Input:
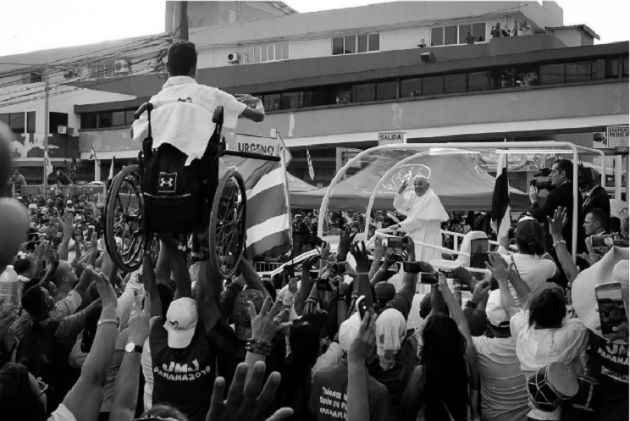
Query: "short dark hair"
21 287 48 317
528 286 566 328
166 40 197 76
586 208 609 230
554 159 574 181
516 219 545 255
0 363 46 421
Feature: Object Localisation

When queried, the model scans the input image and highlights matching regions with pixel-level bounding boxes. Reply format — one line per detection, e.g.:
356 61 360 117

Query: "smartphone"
470 238 489 269
403 261 421 274
87 225 95 239
356 295 368 319
595 282 628 339
420 272 439 284
384 237 405 249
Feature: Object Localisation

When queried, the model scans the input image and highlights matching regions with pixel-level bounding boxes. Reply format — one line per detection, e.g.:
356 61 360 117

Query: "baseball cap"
164 297 198 349
485 290 510 328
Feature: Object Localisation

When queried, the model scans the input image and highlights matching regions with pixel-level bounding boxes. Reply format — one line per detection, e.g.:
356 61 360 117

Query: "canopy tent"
287 172 317 192
291 150 530 211
314 141 607 260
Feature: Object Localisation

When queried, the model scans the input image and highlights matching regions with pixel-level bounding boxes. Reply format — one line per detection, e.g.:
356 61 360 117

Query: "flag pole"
43 68 49 195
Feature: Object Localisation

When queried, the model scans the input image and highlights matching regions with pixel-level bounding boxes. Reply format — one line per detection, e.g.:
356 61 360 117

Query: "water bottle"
0 265 19 306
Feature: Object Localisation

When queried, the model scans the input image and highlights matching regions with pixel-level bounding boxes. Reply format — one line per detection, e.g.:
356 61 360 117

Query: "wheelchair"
104 102 279 278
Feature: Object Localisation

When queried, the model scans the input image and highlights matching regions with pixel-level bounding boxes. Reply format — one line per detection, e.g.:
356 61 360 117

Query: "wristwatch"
124 342 143 354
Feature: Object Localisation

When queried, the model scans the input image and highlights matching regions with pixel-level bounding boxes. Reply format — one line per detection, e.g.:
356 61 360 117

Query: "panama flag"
491 152 511 242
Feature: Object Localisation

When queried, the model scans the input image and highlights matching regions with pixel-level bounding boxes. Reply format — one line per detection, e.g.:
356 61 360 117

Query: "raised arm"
142 254 162 319
547 206 579 283
109 296 150 421
350 241 373 308
487 253 520 318
57 213 74 261
347 312 376 421
239 258 269 297
160 235 190 299
437 273 472 343
368 236 385 280
60 271 119 421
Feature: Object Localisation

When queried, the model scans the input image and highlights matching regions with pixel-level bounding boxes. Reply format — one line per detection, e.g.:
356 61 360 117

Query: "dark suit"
530 181 586 254
582 185 610 228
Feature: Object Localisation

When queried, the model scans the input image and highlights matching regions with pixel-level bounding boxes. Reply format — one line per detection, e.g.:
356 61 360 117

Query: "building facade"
1 1 628 192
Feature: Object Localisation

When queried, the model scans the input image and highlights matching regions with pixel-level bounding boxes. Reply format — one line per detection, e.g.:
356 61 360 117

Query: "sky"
0 0 628 57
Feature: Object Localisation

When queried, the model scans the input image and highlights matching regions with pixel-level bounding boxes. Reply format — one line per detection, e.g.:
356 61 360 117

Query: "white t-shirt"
510 310 589 420
507 253 558 291
132 76 246 165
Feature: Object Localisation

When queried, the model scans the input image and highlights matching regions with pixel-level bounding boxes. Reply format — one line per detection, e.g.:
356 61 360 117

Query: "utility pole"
42 68 49 194
179 1 189 40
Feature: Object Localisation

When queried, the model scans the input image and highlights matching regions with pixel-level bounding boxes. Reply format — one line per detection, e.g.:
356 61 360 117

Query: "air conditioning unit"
114 59 131 75
227 51 240 64
57 126 75 135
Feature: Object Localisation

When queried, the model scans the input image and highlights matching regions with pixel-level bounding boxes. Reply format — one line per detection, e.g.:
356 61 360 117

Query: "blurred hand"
547 206 568 239
337 227 357 261
62 213 73 240
403 236 415 261
94 271 117 309
348 312 376 363
528 185 538 203
320 241 331 262
128 294 151 345
248 297 290 343
471 281 491 304
302 255 320 271
486 252 509 284
398 179 409 194
206 361 293 421
350 241 371 273
373 236 385 259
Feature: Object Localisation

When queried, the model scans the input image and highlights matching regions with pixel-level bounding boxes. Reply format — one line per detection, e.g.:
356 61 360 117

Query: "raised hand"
248 297 291 343
348 311 376 363
486 252 510 284
337 227 358 262
350 241 371 273
547 206 568 239
94 271 117 309
206 361 293 421
398 179 409 194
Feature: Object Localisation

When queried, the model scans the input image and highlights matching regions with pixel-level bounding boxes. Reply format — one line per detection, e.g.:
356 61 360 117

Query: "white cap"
486 290 510 328
164 298 198 349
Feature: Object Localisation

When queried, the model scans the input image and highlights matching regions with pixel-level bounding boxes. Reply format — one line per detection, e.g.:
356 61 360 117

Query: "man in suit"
529 159 585 256
580 168 610 229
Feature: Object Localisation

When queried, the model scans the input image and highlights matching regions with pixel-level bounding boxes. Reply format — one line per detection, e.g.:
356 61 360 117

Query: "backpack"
140 107 223 234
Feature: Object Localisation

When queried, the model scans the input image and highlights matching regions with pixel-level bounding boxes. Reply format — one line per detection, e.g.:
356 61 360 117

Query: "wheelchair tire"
105 164 146 272
208 168 247 279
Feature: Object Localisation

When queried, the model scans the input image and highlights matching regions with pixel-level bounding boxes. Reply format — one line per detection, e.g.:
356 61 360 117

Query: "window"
49 112 68 132
263 93 281 111
352 83 375 102
606 57 620 78
368 34 379 51
468 71 491 91
400 78 422 97
302 88 323 107
431 27 443 46
332 33 379 55
358 34 368 53
333 37 344 55
26 112 35 133
623 57 629 77
565 62 591 83
1 113 25 134
444 73 467 94
112 111 126 127
81 113 98 129
98 112 113 128
322 85 340 105
89 63 114 79
539 63 565 84
125 110 135 125
423 75 444 95
246 42 289 63
280 91 300 110
376 80 397 100
434 23 485 45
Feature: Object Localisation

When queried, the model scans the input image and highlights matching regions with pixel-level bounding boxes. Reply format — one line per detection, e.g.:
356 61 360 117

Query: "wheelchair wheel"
105 164 147 272
208 168 247 279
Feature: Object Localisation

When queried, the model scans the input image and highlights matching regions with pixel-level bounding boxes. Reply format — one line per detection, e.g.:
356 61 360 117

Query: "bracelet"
246 339 272 356
97 318 119 328
553 240 566 248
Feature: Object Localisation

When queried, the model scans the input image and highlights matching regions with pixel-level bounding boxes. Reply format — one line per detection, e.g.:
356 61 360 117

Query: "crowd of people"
0 40 628 421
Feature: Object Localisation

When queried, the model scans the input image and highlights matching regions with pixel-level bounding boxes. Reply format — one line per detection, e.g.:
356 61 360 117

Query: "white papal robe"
393 188 448 262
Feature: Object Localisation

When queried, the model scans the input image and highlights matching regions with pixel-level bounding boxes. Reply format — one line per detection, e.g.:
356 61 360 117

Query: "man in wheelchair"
130 40 265 236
